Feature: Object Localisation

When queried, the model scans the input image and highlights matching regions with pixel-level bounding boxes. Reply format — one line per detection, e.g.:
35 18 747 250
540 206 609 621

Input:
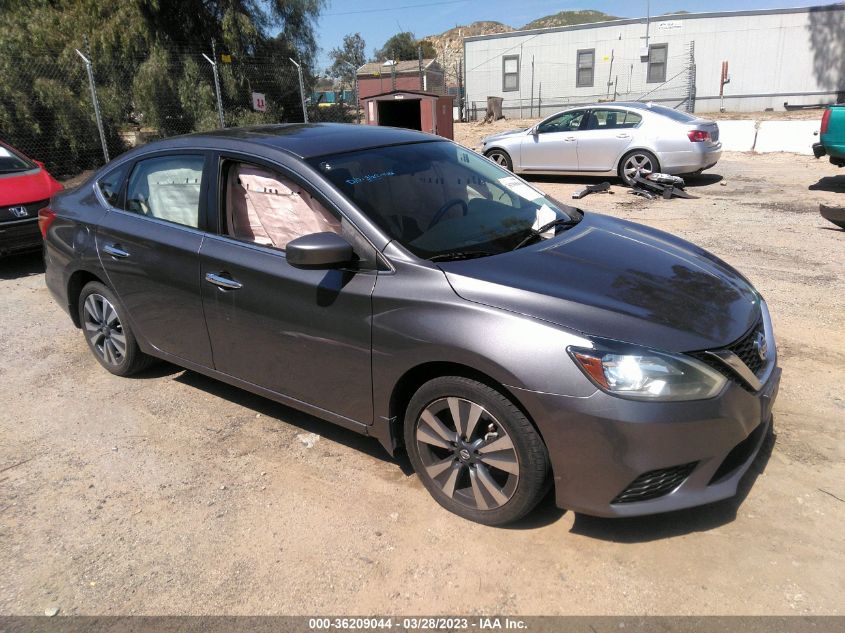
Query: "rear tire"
618 149 660 186
485 149 513 172
404 376 549 525
78 281 153 377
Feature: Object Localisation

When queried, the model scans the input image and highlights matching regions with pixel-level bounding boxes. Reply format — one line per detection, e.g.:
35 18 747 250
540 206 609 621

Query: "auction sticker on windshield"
498 175 543 201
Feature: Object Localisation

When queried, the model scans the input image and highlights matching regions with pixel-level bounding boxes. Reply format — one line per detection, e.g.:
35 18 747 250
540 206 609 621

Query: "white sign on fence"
252 92 267 112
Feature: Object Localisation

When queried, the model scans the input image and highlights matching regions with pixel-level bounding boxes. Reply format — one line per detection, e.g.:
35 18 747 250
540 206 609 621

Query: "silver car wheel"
490 153 509 167
623 153 655 182
415 397 520 511
82 293 126 366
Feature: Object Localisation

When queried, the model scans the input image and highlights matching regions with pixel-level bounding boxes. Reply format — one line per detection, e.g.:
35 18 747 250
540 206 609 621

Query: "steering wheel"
428 198 469 229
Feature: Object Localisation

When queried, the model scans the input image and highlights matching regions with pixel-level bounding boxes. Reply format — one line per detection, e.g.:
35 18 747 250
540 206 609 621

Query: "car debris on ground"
571 182 613 199
628 172 698 200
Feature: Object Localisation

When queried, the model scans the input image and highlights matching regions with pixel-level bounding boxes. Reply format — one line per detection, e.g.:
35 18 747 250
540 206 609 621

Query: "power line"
324 0 468 17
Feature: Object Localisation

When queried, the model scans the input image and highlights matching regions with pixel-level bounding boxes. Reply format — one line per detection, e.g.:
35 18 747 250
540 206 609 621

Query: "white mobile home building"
463 4 845 116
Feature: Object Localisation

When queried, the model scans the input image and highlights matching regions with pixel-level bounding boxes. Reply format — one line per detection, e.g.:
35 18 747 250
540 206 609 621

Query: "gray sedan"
42 124 775 525
480 101 722 184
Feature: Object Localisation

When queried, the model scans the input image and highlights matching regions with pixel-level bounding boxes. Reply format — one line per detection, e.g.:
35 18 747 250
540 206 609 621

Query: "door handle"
103 244 130 259
616 133 631 138
205 272 243 290
564 137 577 142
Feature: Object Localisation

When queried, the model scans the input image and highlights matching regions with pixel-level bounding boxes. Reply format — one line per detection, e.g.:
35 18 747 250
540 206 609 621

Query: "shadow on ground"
173 368 409 471
0 251 44 280
568 426 776 543
133 361 777 535
524 172 723 190
809 175 845 193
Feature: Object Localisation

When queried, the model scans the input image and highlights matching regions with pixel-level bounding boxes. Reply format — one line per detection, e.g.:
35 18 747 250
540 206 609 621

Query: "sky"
313 0 841 70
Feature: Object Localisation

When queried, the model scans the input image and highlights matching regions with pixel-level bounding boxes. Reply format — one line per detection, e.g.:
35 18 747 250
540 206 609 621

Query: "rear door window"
96 163 129 207
125 155 206 228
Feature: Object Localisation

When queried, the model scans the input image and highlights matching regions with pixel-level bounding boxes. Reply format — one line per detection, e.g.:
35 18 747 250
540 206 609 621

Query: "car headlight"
568 340 727 401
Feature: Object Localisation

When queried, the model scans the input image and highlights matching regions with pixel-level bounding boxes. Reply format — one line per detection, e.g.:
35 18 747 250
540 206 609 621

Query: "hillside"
423 11 622 87
424 21 513 84
521 9 619 30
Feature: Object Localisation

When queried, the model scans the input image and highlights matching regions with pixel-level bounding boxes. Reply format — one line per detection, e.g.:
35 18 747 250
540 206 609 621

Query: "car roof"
167 123 443 159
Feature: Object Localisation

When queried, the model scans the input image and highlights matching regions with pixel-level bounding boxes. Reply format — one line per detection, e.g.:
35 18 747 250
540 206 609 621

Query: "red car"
0 141 63 256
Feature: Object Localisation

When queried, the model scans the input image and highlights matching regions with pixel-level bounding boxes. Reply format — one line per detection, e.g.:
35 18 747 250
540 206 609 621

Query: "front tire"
404 376 549 525
485 149 513 172
78 281 153 377
618 149 660 186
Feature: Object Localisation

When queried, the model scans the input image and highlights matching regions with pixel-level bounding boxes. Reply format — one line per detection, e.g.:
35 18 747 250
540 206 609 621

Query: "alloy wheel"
415 397 520 511
82 293 126 366
489 152 509 167
623 153 655 182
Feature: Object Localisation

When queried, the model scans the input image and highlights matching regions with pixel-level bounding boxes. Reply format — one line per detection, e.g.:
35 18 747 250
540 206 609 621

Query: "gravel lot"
1 136 843 616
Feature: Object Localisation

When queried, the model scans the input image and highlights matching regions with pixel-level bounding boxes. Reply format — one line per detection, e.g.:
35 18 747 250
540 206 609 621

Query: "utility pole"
418 44 424 91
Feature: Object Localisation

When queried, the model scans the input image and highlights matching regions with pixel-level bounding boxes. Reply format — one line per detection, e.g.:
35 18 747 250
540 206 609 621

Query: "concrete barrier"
754 120 821 155
716 120 758 152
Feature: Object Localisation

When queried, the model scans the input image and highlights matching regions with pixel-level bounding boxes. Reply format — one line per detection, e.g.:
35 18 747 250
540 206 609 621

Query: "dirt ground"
1 141 844 616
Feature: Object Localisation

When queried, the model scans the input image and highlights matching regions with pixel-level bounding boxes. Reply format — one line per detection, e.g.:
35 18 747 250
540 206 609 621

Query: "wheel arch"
67 269 107 328
616 146 661 174
483 146 515 169
382 361 543 455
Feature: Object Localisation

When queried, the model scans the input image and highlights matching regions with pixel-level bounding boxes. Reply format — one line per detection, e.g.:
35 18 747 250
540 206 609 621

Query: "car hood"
0 167 63 207
481 128 527 144
439 213 760 352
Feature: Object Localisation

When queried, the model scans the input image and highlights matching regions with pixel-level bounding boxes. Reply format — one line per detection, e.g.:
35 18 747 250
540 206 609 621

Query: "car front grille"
691 318 766 391
0 199 48 223
727 319 766 375
611 462 697 504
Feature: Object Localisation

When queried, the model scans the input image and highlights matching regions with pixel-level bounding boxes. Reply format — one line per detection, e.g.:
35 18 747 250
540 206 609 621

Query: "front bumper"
0 217 42 256
514 365 780 517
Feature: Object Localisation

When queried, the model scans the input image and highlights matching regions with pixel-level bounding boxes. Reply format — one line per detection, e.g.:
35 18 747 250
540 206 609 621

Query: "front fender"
370 256 597 432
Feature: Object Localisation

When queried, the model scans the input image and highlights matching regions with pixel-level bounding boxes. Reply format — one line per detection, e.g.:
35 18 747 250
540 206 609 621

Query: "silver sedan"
479 101 722 185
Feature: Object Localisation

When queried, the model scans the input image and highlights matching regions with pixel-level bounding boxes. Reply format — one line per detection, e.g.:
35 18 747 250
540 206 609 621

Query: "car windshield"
0 145 35 174
310 141 581 260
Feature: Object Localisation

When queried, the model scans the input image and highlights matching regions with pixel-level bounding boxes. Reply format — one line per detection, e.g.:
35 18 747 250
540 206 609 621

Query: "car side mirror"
34 160 45 168
286 232 354 269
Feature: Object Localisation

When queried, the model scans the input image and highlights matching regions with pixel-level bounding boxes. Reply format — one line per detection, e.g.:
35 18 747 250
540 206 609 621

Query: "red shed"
362 90 454 140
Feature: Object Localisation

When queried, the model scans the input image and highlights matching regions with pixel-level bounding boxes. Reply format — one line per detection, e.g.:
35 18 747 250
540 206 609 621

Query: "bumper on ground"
514 366 780 517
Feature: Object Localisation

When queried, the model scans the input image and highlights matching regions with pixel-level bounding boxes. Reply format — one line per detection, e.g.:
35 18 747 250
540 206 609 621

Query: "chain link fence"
0 45 356 181
465 42 696 121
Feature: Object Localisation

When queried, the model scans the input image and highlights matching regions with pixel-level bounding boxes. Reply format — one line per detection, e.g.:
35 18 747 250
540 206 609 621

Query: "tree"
327 33 366 89
373 32 436 62
0 0 326 176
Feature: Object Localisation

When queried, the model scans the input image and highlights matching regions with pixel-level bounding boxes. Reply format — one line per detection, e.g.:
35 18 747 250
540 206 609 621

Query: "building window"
576 49 595 88
647 44 668 83
502 55 519 92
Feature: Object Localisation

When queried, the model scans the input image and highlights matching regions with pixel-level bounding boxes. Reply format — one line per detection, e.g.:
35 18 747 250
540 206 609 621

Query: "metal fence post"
686 41 696 113
290 58 308 123
75 49 109 164
202 45 225 128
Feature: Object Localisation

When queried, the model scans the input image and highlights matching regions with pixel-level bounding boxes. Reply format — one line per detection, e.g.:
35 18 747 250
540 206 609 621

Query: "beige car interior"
226 163 341 249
